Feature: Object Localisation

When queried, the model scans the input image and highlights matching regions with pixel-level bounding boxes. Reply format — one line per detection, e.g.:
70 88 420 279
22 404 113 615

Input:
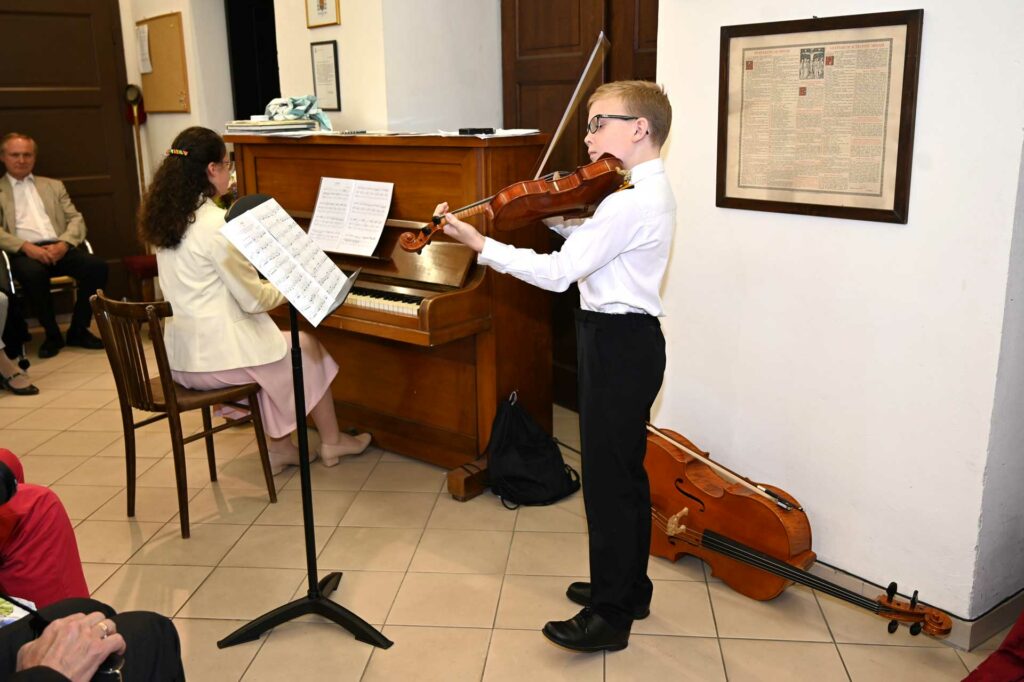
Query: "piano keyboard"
346 286 424 316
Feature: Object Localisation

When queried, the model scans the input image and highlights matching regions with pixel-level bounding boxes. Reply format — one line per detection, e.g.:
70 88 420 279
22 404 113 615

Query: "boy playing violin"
437 80 675 652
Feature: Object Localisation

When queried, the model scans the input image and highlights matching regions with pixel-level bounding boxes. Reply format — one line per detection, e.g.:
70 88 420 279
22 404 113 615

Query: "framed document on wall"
717 10 924 223
306 0 340 28
311 40 341 111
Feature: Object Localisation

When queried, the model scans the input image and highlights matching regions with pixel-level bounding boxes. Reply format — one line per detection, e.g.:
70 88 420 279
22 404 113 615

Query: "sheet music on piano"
221 198 360 327
307 177 394 257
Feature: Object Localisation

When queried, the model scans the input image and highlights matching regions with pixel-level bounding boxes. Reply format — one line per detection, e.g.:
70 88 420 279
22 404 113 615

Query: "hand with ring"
15 611 126 682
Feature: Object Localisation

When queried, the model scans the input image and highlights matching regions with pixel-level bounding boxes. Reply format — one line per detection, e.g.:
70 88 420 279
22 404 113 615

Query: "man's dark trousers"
8 248 107 339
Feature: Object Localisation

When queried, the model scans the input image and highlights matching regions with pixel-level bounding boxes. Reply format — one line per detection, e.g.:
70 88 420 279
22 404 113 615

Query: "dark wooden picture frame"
716 10 924 223
310 40 341 111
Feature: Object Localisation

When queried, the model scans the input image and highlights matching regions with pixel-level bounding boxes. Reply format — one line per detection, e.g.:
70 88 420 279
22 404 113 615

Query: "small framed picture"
306 0 340 28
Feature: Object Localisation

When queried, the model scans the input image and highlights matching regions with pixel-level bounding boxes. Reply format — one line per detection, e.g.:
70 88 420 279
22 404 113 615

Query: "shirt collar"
627 158 664 184
4 173 35 186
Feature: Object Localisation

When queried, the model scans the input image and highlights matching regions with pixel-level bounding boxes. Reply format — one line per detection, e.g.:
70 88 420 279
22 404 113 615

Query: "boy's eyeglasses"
587 114 639 134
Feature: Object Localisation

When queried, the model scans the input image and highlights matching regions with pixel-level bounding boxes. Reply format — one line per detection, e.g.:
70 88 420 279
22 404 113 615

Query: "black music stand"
216 194 392 651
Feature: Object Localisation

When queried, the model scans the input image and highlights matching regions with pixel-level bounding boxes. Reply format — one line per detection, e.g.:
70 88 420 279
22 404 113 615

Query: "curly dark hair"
138 126 226 249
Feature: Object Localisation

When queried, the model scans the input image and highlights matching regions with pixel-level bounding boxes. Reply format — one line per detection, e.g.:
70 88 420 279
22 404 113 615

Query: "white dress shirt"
157 197 287 372
5 173 58 243
478 158 675 315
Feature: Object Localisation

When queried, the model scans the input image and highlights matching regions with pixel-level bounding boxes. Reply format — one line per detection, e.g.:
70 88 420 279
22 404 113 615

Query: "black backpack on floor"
486 392 580 509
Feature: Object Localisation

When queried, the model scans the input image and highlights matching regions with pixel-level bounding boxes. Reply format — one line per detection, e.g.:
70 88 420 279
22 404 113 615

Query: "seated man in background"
0 449 88 608
0 132 107 358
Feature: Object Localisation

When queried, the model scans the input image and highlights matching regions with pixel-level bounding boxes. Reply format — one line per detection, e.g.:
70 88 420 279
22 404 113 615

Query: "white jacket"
156 197 287 372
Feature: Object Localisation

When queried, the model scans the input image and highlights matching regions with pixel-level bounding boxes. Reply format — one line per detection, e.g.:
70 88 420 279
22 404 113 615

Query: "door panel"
0 0 139 297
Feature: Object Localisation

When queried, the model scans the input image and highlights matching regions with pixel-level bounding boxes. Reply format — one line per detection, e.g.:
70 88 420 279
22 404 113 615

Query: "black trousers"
0 598 185 681
575 308 666 631
8 248 108 340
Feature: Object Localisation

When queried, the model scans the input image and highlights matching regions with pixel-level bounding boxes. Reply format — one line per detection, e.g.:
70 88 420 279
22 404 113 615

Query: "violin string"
649 509 883 612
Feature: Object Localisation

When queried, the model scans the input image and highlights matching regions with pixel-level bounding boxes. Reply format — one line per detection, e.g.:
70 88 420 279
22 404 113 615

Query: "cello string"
648 510 883 612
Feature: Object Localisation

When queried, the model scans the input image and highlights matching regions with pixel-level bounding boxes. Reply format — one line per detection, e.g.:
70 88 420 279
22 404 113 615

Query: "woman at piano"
137 126 371 473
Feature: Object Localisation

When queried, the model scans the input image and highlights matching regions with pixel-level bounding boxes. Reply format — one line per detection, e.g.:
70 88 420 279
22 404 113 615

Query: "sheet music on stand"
221 198 360 326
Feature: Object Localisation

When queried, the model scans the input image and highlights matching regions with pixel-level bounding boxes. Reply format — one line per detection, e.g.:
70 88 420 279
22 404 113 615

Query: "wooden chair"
90 290 277 538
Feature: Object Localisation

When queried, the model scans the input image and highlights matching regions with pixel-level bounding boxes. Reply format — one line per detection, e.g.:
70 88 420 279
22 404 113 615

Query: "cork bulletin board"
136 12 190 112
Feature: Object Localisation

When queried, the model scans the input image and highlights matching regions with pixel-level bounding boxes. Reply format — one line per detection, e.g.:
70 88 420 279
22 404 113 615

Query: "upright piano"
226 133 553 499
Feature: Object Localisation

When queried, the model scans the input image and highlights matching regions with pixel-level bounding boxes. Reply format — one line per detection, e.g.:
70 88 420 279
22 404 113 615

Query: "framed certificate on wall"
717 10 924 223
311 40 341 111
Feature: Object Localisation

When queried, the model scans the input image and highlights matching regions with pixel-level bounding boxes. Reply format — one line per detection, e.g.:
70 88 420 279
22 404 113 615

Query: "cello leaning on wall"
644 424 952 637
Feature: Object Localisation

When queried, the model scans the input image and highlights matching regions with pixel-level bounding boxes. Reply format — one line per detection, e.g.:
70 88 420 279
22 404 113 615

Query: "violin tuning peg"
886 582 898 603
910 590 919 610
909 622 923 636
888 620 899 634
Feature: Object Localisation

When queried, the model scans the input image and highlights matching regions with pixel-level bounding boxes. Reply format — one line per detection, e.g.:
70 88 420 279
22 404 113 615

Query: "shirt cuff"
478 237 512 268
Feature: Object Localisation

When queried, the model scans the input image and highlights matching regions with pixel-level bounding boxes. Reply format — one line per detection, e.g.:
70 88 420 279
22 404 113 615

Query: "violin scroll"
397 216 445 253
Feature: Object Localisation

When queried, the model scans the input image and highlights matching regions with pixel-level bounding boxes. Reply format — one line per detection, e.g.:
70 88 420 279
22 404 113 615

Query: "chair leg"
248 397 277 503
117 403 137 517
168 413 191 538
201 406 217 482
125 425 137 518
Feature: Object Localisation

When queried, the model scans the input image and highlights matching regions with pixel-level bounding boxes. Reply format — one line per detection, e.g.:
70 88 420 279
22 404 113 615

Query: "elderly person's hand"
15 611 125 682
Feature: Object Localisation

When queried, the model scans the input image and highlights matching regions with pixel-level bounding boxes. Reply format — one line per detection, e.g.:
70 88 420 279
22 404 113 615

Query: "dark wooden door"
501 0 659 409
0 0 139 296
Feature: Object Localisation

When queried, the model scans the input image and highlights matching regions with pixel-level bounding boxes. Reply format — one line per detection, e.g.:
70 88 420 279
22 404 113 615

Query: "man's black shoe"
566 582 650 620
542 608 629 652
65 328 103 350
38 337 64 358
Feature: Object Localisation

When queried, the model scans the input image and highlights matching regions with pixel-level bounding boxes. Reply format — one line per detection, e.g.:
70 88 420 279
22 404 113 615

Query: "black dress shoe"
38 337 64 358
65 328 103 349
566 582 650 620
2 372 40 395
542 608 629 652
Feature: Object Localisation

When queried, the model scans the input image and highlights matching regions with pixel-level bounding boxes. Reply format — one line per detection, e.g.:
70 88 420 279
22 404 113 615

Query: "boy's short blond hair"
588 81 672 147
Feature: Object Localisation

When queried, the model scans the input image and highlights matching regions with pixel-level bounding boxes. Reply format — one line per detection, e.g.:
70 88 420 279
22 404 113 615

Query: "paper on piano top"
307 177 394 257
221 198 360 327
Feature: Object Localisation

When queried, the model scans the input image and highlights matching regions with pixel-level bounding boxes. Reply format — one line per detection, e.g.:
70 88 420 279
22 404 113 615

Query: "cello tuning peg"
888 620 899 634
909 622 923 636
910 590 919 609
886 582 898 603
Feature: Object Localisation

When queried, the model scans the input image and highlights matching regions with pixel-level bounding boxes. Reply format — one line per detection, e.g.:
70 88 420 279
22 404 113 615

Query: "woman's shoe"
321 433 372 467
267 444 318 475
2 372 40 396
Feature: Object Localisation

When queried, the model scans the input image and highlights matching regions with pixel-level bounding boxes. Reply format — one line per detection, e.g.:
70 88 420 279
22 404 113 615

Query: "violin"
645 424 952 638
398 154 628 253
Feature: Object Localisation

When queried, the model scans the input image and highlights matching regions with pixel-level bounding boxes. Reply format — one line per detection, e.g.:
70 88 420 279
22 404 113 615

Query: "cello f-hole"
675 479 705 512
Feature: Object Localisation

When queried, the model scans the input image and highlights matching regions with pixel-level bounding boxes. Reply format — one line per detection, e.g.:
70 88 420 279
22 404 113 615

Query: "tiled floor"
1 334 1008 680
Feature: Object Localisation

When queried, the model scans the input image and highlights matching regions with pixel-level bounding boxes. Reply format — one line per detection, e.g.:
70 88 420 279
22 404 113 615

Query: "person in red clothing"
0 449 88 607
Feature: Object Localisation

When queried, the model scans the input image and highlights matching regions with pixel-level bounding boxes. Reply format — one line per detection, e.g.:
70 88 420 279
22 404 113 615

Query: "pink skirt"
171 331 339 439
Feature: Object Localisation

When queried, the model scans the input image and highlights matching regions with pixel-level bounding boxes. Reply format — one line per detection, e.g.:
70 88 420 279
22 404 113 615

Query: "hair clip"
167 148 189 157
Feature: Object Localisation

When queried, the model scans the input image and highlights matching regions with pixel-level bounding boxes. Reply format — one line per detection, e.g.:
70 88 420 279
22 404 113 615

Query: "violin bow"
645 423 802 512
531 31 610 180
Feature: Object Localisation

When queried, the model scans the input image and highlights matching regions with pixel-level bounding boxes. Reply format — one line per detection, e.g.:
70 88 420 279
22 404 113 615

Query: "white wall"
272 0 502 132
978 141 1024 613
381 0 503 131
120 0 234 184
273 0 389 130
657 1 1024 618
